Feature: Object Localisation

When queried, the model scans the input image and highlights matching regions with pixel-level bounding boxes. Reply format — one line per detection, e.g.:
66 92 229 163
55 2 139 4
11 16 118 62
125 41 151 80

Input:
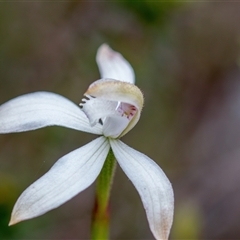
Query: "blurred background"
0 1 240 239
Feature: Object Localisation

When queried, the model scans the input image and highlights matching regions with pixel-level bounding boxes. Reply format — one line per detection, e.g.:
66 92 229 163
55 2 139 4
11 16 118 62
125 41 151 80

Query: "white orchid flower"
0 44 174 240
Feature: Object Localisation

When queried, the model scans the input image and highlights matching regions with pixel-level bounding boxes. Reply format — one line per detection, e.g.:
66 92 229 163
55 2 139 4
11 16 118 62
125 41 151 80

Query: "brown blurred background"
0 1 240 239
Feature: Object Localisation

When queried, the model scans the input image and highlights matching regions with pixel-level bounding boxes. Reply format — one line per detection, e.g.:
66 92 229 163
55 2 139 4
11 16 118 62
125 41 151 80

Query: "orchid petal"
96 44 135 84
80 95 118 127
0 92 102 134
81 79 144 138
110 139 174 240
9 136 109 225
101 115 130 138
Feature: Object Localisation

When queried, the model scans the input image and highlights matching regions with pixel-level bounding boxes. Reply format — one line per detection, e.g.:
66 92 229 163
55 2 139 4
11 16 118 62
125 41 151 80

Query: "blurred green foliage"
119 1 180 24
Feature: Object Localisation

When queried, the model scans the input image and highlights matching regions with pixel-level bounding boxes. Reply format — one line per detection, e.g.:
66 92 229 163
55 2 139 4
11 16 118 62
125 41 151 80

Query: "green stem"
91 148 116 240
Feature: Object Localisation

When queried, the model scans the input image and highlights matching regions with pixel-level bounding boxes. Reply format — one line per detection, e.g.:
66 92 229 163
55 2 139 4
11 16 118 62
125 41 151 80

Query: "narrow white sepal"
9 136 109 225
0 92 102 135
110 139 174 240
96 44 135 84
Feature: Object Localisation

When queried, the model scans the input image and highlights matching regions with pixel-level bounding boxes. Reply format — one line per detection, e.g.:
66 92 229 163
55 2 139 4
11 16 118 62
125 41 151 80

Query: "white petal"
9 136 109 225
110 139 174 240
0 92 102 134
96 44 135 84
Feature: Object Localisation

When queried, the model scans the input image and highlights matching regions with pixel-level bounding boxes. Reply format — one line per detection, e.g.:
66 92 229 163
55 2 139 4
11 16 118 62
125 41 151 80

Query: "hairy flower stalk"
0 44 174 240
91 149 116 239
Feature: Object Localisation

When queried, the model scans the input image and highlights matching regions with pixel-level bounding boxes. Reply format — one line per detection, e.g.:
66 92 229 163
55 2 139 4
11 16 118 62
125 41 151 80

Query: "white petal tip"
8 221 15 226
96 43 135 84
9 207 29 226
97 44 117 60
8 215 21 226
